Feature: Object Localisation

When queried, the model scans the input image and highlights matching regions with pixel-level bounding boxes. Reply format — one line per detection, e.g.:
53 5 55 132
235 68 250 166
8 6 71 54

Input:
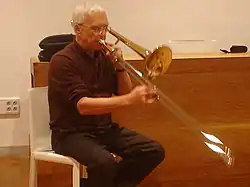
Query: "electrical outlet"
0 97 20 115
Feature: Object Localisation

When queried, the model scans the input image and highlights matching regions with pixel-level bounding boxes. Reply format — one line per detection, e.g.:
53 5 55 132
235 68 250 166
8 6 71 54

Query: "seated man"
48 2 165 187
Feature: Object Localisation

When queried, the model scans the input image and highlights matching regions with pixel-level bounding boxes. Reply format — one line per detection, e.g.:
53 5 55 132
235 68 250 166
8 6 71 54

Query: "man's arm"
116 70 133 95
76 94 131 115
106 45 133 95
76 85 150 115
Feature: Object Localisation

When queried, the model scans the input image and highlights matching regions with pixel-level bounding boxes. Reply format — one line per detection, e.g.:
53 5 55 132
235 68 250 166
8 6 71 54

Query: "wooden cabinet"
31 53 250 186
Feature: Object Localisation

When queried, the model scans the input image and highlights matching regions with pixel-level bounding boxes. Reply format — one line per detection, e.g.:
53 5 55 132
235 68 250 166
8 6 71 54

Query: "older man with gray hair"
48 2 165 187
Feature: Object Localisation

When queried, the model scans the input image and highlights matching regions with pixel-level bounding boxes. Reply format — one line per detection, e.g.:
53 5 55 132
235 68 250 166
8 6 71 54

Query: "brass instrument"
99 27 234 167
99 27 172 81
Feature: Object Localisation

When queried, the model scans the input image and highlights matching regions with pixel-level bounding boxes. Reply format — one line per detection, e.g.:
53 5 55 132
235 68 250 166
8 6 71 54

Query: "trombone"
99 27 234 167
99 27 172 83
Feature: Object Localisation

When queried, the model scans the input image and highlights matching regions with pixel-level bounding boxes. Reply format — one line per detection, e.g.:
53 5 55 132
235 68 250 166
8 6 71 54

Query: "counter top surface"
30 52 250 63
124 52 250 61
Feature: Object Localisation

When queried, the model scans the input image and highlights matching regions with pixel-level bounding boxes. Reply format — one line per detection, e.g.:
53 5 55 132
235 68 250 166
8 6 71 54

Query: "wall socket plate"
0 97 20 116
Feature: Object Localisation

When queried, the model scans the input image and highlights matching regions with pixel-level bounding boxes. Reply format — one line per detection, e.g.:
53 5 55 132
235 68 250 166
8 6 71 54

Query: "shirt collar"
73 39 100 59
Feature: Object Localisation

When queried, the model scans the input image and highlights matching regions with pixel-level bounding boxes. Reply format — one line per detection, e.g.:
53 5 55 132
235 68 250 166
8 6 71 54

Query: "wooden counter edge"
30 52 250 65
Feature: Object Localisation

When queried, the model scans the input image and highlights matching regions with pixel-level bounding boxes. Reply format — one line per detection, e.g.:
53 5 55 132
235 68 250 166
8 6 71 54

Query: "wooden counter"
30 52 250 87
31 53 250 187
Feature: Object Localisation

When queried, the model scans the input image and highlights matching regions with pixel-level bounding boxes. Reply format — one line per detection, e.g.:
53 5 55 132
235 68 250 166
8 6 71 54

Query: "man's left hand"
105 44 124 69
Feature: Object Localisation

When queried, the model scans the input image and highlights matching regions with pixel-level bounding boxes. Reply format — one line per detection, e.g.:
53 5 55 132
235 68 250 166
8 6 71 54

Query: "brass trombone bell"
144 45 172 79
102 27 173 80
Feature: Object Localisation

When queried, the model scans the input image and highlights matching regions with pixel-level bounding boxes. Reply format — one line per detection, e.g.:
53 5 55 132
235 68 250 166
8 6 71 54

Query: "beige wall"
1 0 250 147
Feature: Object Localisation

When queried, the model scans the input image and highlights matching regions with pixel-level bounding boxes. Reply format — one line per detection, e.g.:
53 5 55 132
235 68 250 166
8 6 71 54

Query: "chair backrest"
28 87 51 152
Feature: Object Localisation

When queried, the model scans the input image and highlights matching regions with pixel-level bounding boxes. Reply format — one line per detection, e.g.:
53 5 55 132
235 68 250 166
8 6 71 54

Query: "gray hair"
71 2 105 27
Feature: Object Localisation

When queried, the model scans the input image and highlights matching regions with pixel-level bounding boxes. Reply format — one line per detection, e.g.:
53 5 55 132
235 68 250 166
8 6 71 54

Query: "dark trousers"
51 124 165 187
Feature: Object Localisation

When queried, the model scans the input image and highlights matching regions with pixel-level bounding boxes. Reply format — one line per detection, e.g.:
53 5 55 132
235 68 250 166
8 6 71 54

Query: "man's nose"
96 31 106 41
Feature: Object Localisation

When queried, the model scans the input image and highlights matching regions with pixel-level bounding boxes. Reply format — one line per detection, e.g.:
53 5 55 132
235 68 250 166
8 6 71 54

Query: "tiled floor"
1 155 250 187
0 156 152 187
0 156 73 187
0 156 29 187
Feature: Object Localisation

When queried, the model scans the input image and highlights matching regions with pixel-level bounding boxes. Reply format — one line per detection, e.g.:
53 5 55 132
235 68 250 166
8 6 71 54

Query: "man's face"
75 11 109 50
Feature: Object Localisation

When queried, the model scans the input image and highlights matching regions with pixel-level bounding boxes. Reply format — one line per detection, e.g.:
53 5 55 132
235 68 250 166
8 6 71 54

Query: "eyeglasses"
78 24 109 34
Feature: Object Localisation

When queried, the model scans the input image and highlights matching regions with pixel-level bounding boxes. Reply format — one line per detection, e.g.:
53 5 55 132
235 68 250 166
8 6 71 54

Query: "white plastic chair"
28 87 87 187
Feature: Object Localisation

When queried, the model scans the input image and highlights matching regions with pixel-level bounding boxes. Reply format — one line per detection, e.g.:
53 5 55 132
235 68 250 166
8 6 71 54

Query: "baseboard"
0 146 29 158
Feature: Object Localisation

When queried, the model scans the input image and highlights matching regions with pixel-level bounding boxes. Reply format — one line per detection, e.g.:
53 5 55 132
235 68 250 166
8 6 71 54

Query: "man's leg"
51 130 117 187
104 127 166 187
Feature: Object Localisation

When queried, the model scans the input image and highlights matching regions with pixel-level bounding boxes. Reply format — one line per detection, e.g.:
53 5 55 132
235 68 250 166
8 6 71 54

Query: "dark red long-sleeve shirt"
48 40 118 131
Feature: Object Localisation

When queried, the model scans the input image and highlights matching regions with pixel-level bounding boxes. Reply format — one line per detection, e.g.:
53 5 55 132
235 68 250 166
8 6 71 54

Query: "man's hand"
126 85 159 104
105 43 124 69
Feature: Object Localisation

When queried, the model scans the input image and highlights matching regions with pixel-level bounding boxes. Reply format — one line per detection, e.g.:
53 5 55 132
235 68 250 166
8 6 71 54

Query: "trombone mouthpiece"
99 39 106 45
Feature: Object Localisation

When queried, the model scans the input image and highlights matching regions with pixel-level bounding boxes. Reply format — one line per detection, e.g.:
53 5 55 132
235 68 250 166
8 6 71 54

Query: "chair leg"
29 156 37 187
72 162 80 187
81 165 88 179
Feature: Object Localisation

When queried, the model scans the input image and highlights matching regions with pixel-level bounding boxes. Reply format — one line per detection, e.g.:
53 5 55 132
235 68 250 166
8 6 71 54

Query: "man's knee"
150 141 166 164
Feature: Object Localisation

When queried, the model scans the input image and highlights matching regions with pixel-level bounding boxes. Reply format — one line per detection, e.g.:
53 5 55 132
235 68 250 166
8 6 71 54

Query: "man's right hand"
126 85 158 104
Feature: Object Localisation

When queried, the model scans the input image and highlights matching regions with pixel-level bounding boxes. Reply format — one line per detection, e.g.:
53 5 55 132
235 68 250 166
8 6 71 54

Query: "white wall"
27 0 250 55
1 0 250 147
0 0 31 146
